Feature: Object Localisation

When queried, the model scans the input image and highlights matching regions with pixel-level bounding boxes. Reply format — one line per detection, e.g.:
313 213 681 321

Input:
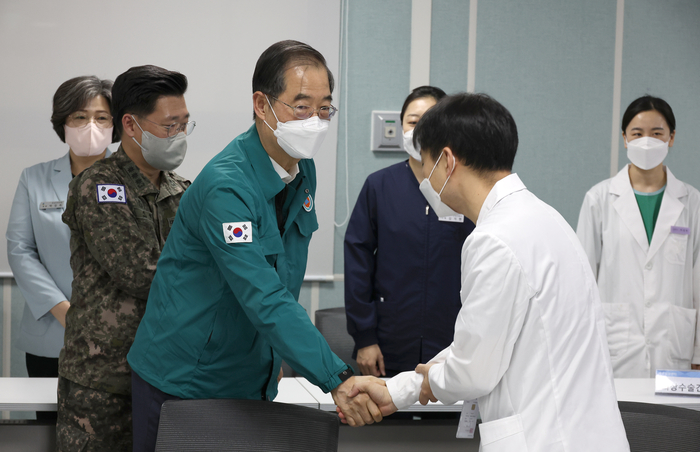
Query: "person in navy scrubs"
344 86 474 377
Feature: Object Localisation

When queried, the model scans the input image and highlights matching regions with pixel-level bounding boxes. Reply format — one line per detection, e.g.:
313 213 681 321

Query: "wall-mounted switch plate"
371 111 403 152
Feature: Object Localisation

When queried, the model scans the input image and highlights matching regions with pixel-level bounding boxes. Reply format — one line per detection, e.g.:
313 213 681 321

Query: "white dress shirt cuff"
386 371 424 410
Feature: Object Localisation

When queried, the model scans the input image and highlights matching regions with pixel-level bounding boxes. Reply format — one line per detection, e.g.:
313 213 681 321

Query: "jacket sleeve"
63 173 162 300
344 178 379 350
199 184 347 393
7 169 68 319
576 189 603 279
426 233 534 405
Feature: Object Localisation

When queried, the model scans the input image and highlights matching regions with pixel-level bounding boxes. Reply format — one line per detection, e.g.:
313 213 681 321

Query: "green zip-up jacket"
128 124 347 400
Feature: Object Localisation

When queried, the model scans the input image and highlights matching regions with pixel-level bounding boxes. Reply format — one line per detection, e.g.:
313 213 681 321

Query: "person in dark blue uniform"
344 86 475 377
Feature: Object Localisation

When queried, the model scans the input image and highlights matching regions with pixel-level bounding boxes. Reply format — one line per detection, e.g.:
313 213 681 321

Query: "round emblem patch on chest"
303 194 313 212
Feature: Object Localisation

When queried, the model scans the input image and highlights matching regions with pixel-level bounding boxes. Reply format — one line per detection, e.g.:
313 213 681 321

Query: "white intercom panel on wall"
370 111 403 152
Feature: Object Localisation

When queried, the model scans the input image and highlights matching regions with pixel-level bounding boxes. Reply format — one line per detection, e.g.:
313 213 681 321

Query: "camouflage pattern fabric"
57 146 189 445
56 376 132 452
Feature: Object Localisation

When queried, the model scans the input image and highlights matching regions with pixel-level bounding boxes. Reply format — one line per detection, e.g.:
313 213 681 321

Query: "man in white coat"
342 93 629 451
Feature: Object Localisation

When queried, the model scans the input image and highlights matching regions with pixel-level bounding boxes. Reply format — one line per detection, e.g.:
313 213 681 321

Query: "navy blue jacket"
344 161 474 371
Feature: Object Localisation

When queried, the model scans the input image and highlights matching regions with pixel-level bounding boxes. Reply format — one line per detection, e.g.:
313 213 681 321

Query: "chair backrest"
618 401 700 452
155 398 339 452
314 307 359 375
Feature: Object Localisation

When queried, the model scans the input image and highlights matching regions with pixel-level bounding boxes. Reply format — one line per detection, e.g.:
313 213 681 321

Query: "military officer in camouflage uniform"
57 65 194 452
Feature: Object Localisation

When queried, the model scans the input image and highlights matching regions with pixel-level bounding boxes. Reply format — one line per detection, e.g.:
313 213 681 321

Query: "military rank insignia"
96 184 126 203
223 221 252 244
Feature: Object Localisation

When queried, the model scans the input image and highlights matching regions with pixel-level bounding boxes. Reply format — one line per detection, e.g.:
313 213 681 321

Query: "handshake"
330 362 436 427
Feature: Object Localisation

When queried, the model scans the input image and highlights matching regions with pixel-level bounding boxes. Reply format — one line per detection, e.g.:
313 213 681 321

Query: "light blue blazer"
6 150 111 357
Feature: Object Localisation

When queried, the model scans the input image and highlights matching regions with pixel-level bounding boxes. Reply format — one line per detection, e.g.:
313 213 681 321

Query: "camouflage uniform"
56 377 132 451
57 146 189 451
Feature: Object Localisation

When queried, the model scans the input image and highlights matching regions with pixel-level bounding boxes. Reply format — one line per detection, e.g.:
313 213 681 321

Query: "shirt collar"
114 145 185 200
611 164 687 199
239 124 286 200
269 157 299 184
477 173 527 226
112 145 156 195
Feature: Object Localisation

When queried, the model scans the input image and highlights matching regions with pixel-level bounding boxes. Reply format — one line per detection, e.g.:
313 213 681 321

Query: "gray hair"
51 76 115 143
251 40 333 120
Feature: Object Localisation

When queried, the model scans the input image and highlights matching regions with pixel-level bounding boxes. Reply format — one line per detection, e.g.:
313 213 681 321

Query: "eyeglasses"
269 96 338 120
66 112 113 129
135 116 196 138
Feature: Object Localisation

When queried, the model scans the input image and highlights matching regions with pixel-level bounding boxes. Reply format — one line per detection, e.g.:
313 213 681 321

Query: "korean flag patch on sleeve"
96 184 127 203
223 222 252 243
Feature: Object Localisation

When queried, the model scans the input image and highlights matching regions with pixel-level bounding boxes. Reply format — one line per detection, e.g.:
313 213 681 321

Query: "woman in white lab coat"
577 95 700 378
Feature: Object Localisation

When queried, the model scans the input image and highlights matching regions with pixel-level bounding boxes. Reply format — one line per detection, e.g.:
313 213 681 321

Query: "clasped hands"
333 362 437 426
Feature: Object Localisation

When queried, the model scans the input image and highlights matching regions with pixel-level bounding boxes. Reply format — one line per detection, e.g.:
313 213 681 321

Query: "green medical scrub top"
128 124 347 401
634 186 665 244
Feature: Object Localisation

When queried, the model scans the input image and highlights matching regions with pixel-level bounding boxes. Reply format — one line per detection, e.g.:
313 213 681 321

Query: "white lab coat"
387 174 629 452
577 165 700 377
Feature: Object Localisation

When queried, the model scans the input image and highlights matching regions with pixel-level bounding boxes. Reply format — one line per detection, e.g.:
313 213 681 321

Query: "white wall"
0 0 340 278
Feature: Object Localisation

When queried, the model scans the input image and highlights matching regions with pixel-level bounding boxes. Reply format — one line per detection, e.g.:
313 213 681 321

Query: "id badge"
39 201 65 210
456 399 479 439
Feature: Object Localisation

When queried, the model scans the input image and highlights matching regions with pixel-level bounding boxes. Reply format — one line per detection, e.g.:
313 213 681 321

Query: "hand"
356 344 386 377
346 376 397 417
277 367 284 383
415 363 437 405
331 376 383 427
50 301 71 328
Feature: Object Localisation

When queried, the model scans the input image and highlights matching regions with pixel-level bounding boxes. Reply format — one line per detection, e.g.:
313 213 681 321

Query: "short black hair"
400 86 447 122
414 92 518 174
252 40 333 119
621 95 676 134
51 76 115 143
111 65 188 137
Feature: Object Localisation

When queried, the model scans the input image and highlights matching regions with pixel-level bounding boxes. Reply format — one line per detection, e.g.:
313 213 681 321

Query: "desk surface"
0 378 319 412
0 378 57 411
614 378 700 410
3 377 700 413
295 377 464 412
273 377 319 408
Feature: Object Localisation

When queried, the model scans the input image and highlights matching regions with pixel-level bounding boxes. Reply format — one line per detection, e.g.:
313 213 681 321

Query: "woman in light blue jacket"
6 76 115 420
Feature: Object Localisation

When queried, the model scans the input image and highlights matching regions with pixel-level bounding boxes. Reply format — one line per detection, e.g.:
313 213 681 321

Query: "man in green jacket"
128 40 380 451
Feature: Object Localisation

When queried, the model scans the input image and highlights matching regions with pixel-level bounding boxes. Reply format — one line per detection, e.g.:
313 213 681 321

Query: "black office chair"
154 398 339 452
314 307 360 375
618 401 700 451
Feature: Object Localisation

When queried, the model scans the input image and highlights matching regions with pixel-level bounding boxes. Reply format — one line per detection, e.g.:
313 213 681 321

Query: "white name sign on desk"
655 370 700 396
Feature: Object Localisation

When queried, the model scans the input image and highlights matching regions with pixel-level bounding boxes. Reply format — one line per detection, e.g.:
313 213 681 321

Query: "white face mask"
403 129 421 161
131 115 187 171
626 136 669 170
65 123 112 157
263 95 329 159
419 151 461 218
